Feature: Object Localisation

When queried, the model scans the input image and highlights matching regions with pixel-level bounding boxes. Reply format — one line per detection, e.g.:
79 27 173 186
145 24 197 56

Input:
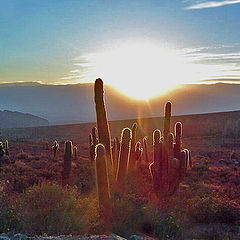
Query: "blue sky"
1 0 240 88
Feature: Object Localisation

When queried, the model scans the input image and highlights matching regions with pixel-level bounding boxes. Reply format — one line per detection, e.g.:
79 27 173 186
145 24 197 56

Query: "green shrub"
111 192 147 237
153 215 180 239
16 181 100 235
0 193 22 233
187 196 239 224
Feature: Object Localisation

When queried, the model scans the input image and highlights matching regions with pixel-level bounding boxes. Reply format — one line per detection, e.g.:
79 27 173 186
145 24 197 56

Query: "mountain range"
0 82 240 124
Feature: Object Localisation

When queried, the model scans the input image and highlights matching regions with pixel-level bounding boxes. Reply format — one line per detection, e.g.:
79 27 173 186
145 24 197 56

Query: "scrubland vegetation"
0 79 240 239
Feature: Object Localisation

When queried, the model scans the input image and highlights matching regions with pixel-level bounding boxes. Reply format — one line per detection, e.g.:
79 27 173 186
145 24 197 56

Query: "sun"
82 41 192 100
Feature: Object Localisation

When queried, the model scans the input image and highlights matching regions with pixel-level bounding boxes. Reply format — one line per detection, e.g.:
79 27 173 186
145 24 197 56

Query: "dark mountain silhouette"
0 110 49 128
1 82 240 123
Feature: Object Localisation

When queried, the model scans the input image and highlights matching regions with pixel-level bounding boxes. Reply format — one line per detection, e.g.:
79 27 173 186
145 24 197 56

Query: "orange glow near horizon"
71 40 238 100
83 42 192 100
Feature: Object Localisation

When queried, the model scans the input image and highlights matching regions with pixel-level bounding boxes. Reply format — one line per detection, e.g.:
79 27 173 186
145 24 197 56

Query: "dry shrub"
16 181 101 235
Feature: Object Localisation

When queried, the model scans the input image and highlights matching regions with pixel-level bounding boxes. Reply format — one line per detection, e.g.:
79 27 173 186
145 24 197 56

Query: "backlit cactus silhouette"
128 123 138 171
62 140 73 186
94 78 113 168
149 102 191 198
112 137 119 178
73 146 77 159
116 128 132 183
52 140 59 158
143 137 149 163
95 143 111 224
89 127 98 162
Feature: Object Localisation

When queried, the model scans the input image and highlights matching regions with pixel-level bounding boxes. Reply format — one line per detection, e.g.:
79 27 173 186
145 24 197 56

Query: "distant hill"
0 110 49 128
1 82 240 123
1 109 239 141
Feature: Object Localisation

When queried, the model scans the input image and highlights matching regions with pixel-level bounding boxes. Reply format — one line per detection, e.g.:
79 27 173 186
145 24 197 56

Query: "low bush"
16 181 101 235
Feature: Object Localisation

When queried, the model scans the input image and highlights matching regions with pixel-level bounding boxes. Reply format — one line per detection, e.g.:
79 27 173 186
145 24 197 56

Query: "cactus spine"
116 128 132 183
94 79 112 168
95 144 111 225
62 140 73 186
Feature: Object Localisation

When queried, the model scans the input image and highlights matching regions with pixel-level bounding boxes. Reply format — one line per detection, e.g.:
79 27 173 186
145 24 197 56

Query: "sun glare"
79 41 201 100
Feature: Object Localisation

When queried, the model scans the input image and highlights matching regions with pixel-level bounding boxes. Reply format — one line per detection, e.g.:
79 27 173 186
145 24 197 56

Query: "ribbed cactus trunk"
162 102 171 187
164 102 171 142
149 129 162 193
94 78 112 169
89 127 98 162
116 128 132 183
112 137 119 178
95 144 111 228
128 123 137 171
62 141 73 186
143 137 149 163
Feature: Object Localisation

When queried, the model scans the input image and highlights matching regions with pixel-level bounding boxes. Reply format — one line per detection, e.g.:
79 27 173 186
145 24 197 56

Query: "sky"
1 0 240 98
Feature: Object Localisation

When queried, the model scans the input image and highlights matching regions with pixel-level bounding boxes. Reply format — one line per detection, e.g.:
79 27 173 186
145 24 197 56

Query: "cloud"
185 0 240 9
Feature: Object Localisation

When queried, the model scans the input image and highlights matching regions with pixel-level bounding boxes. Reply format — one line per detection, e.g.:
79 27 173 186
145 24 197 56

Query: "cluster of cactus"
91 78 192 216
0 140 9 158
149 104 191 198
52 140 59 158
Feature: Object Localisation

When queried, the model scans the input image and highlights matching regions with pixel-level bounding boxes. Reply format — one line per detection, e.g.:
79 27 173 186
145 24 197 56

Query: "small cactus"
116 128 132 183
62 140 73 186
112 137 119 178
143 137 149 163
128 123 138 172
5 140 9 156
52 140 59 158
94 78 112 168
73 146 77 159
89 127 99 162
95 144 111 226
0 142 5 158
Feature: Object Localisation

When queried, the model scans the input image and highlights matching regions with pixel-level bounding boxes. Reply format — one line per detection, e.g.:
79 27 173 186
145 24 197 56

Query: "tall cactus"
94 78 112 168
116 128 132 183
163 102 171 142
95 144 111 226
62 140 73 186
